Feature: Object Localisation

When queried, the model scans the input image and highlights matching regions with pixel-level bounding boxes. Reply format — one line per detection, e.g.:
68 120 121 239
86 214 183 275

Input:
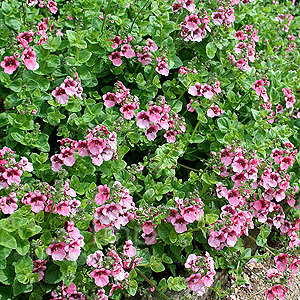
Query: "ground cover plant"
0 0 300 299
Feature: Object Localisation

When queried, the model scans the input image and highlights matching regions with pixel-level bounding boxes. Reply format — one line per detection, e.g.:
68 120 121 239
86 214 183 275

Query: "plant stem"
129 0 151 33
83 97 99 124
233 89 251 111
190 119 201 140
135 268 171 300
244 264 269 283
177 163 200 173
247 235 276 256
100 0 113 33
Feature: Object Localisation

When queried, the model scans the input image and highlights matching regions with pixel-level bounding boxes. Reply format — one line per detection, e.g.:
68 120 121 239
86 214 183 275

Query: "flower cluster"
50 124 117 171
141 220 158 245
180 11 210 42
172 0 195 13
103 81 140 120
93 181 136 232
52 73 83 105
0 147 33 191
88 242 142 295
137 96 186 142
108 35 158 67
188 80 221 100
228 25 259 71
26 0 58 14
186 252 216 296
165 195 204 234
264 254 300 300
276 13 294 32
46 221 84 261
208 143 299 249
155 56 169 76
50 282 87 300
33 259 47 281
211 5 236 28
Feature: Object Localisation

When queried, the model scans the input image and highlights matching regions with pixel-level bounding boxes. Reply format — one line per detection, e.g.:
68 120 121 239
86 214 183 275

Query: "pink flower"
1 56 20 74
47 0 58 14
274 253 289 272
95 184 110 205
234 30 247 41
59 147 75 167
137 52 152 65
212 12 224 26
156 61 169 76
164 130 177 143
46 242 67 261
188 82 202 96
147 39 158 51
52 86 69 104
120 103 136 120
142 221 155 234
185 14 200 31
136 111 151 129
120 44 135 58
103 92 117 108
53 201 70 216
61 78 77 96
3 167 22 185
50 154 64 172
207 105 224 117
123 240 136 257
17 31 34 48
145 124 159 141
65 240 83 261
0 193 18 215
90 268 111 287
110 35 122 49
33 260 47 281
21 47 39 70
109 51 122 66
141 230 158 245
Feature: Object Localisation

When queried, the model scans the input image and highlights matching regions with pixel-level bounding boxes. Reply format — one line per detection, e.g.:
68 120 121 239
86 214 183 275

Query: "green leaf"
0 266 14 285
14 255 33 284
190 134 205 144
217 117 231 133
15 236 30 256
205 214 219 225
44 264 62 284
0 230 17 249
256 225 272 247
128 279 138 296
0 217 26 232
95 228 115 247
18 219 42 239
143 188 155 202
206 42 217 59
150 258 165 272
42 36 61 50
0 246 11 260
13 279 33 296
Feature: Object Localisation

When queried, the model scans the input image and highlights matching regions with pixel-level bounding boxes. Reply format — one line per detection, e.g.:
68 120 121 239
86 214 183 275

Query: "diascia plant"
0 0 299 299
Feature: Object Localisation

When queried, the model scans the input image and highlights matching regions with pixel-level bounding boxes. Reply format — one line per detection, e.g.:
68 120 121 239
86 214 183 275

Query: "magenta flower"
95 184 110 205
110 35 122 49
274 253 289 272
103 92 117 108
61 78 77 96
3 167 22 185
137 52 152 65
1 56 20 75
156 61 169 76
207 105 224 117
136 111 151 129
145 124 159 141
90 268 111 287
188 82 202 96
120 44 135 58
65 240 83 261
46 242 67 261
141 230 158 245
142 221 155 234
50 154 64 172
173 216 188 233
123 240 136 257
52 86 69 104
21 47 39 70
47 0 58 14
184 14 200 31
120 103 136 120
59 147 75 167
109 51 122 66
0 193 18 215
211 12 225 26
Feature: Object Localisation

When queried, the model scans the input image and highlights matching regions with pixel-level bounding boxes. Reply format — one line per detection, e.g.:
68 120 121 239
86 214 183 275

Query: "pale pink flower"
207 105 224 117
47 0 58 14
21 47 39 70
1 56 20 74
95 184 110 205
52 86 69 104
109 51 122 66
46 242 67 261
